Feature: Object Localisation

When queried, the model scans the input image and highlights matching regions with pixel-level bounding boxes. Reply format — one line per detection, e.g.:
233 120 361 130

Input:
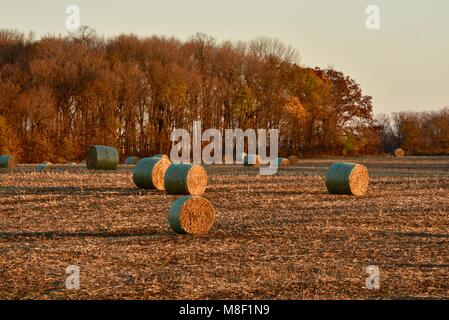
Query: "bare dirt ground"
0 157 448 300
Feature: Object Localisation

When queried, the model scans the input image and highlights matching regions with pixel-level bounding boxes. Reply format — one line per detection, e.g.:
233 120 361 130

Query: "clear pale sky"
1 0 448 114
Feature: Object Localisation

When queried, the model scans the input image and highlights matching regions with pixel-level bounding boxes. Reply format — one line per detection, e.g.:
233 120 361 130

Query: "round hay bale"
243 154 262 166
168 196 215 236
124 156 140 165
0 155 18 169
132 157 172 190
393 148 405 158
276 157 290 167
86 145 119 170
36 162 52 173
224 154 234 164
65 162 77 166
164 164 208 196
325 162 369 196
288 155 299 165
153 154 170 160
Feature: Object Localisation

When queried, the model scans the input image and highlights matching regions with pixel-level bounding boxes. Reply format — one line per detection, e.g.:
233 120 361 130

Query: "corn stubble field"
0 157 448 300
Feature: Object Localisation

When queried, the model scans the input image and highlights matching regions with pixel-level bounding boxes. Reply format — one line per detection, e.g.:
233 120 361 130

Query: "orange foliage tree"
0 27 417 162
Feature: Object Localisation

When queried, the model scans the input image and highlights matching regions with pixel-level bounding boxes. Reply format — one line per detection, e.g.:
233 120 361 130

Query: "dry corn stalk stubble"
0 158 448 299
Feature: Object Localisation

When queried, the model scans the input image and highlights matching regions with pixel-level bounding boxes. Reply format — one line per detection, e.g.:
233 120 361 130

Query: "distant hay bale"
36 162 52 173
168 196 215 236
288 155 299 165
164 164 208 196
224 152 246 164
0 155 17 169
393 148 405 158
124 156 140 165
65 162 77 165
276 157 290 167
243 154 261 166
132 157 172 190
86 145 119 170
325 162 369 196
224 154 234 164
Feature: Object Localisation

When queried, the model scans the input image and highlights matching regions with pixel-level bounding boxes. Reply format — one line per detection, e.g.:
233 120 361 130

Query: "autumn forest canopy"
0 28 448 163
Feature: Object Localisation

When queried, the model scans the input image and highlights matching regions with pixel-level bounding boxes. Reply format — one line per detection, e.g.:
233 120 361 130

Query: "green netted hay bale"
288 155 299 165
227 152 247 163
164 164 208 196
393 148 405 157
275 157 290 167
153 154 169 160
224 152 246 163
124 156 140 165
86 145 119 170
168 195 215 236
0 155 17 169
325 162 369 196
243 154 261 166
133 157 172 190
36 162 52 173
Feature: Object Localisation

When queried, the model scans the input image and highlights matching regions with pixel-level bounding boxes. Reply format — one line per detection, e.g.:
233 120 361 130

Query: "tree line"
0 28 447 162
377 109 449 156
